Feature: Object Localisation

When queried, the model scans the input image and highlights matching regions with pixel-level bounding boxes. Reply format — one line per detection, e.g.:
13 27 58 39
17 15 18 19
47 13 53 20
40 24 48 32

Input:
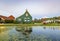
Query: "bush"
5 20 14 23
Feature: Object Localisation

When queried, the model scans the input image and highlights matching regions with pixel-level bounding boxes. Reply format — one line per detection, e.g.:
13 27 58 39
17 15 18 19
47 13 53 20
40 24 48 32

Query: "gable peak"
26 9 29 12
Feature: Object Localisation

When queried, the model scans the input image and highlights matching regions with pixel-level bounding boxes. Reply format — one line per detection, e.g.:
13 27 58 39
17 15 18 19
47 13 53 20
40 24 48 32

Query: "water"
0 26 60 41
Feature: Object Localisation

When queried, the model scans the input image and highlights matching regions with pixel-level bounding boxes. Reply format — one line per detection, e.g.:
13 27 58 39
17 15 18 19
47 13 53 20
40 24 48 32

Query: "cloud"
0 0 60 18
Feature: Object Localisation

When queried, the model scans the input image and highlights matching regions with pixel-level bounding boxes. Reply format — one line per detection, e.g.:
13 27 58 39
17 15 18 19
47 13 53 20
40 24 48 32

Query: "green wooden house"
16 10 32 24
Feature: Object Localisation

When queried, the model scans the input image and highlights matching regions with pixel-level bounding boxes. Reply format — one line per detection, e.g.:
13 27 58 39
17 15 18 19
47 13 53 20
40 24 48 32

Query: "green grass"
0 23 60 26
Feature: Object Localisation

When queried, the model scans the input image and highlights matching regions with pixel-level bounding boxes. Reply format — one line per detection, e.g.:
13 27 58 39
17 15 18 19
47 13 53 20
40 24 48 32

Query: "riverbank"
0 23 60 26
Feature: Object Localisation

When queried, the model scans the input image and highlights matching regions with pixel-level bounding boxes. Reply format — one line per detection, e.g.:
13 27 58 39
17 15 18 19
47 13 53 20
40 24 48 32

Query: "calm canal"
0 26 60 41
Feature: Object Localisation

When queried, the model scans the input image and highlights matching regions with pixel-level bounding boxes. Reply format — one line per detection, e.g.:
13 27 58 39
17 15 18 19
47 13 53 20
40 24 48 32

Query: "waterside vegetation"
0 23 60 26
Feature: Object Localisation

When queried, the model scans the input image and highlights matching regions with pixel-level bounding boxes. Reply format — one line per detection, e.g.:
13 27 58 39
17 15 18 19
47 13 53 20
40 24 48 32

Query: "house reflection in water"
15 26 32 41
16 26 32 35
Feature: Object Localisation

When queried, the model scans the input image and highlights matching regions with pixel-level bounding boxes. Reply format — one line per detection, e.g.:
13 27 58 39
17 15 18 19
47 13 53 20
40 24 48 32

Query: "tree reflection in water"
0 26 14 41
0 26 7 33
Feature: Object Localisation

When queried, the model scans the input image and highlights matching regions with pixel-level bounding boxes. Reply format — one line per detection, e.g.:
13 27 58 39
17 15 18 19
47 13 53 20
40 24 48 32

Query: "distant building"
0 15 15 23
54 20 60 23
16 10 32 24
42 19 60 24
42 20 53 24
0 15 7 23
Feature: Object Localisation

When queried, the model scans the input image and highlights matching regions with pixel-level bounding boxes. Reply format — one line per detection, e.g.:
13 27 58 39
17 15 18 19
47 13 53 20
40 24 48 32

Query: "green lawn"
0 23 60 26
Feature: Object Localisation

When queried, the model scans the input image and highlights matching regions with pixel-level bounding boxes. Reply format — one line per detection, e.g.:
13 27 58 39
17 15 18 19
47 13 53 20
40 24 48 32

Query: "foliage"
5 20 14 23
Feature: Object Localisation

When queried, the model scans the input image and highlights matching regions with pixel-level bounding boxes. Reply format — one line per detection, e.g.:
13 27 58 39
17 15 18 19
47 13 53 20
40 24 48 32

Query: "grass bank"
0 23 60 26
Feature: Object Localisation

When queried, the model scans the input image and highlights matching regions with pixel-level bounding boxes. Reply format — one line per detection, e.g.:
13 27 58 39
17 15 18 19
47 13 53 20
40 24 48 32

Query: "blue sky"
0 0 60 19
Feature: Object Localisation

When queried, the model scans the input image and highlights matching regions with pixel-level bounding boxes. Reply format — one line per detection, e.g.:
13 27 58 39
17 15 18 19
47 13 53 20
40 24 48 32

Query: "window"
24 17 27 19
24 17 30 19
26 13 28 16
18 19 21 21
27 20 30 21
28 18 30 19
24 20 27 22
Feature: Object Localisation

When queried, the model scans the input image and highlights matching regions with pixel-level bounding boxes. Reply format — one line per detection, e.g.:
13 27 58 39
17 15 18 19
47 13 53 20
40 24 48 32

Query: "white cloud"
0 0 60 18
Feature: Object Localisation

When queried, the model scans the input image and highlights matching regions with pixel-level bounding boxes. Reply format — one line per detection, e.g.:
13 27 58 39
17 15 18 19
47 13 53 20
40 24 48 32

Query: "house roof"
8 15 15 20
22 10 32 17
17 10 32 19
0 15 15 20
24 9 32 16
0 15 7 19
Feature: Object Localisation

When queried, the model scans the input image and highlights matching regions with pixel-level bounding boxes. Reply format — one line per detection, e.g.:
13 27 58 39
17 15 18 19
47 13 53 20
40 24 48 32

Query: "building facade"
16 10 32 24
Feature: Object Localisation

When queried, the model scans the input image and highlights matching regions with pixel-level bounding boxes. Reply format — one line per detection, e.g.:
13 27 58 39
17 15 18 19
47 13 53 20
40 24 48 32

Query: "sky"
0 0 60 19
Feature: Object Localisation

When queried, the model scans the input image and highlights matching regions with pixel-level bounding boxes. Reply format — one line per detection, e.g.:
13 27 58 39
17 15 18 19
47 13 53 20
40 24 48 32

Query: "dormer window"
26 13 28 16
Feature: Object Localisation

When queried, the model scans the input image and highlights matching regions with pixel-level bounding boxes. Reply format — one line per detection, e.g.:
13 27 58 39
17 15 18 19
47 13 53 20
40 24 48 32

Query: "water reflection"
15 26 32 41
0 26 13 41
16 26 32 34
0 26 13 33
43 26 60 30
0 26 60 41
0 26 7 33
